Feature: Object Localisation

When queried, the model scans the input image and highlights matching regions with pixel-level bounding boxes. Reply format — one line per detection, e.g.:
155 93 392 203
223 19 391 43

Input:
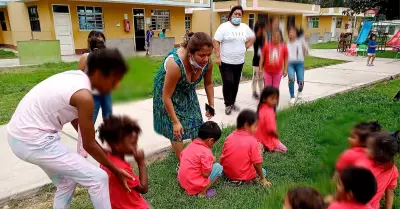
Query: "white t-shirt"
287 39 308 62
214 22 255 65
7 70 92 141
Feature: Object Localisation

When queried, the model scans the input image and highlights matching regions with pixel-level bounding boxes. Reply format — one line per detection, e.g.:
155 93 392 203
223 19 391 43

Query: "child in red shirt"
355 132 399 209
98 116 149 209
254 86 287 152
283 187 325 209
178 121 223 198
220 109 272 186
259 30 288 89
328 167 377 209
335 121 381 172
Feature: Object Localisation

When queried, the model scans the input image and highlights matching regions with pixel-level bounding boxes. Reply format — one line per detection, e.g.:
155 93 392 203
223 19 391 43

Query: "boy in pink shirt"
220 110 272 186
99 116 149 209
335 121 381 172
355 132 399 209
328 167 377 209
178 121 223 197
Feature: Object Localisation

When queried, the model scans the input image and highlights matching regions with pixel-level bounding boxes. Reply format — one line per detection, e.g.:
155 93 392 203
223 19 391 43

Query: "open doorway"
133 9 145 51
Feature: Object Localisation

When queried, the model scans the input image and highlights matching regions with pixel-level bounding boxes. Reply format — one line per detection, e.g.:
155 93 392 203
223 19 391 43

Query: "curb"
1 73 400 207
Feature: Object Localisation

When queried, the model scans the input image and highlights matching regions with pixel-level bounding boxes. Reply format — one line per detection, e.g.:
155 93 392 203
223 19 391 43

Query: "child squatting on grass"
327 166 378 209
220 109 272 187
283 187 325 209
178 121 223 198
254 86 287 152
99 116 149 209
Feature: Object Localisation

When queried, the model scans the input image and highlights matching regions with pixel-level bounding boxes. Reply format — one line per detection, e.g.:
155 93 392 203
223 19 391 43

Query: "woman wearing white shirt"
213 5 255 115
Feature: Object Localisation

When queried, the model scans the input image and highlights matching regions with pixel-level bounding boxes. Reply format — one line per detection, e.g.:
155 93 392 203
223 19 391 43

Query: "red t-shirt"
100 153 148 209
178 139 215 195
355 158 399 209
262 43 288 73
220 130 263 181
335 147 368 172
254 104 281 151
328 201 373 209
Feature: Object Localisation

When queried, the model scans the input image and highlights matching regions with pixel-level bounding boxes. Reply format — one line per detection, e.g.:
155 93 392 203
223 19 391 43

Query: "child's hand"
324 195 334 204
260 178 272 187
133 149 145 165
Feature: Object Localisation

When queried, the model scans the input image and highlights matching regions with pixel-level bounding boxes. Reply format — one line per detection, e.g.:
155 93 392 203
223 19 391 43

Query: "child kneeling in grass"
254 87 287 152
99 116 149 209
220 109 272 186
283 187 325 209
328 166 377 209
178 121 223 198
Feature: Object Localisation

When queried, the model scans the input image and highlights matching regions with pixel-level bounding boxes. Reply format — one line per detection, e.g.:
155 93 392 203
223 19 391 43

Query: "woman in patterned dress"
153 32 215 162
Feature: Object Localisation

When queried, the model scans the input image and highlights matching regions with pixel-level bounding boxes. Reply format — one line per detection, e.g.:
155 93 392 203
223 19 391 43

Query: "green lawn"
0 53 343 125
0 49 17 59
8 78 400 209
310 41 338 49
360 50 400 59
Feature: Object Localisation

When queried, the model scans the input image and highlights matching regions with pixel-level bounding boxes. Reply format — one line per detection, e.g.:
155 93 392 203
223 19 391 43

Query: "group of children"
252 17 308 106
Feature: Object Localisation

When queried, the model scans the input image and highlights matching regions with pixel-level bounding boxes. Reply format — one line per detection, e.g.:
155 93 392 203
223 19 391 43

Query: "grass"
310 41 338 49
8 78 400 209
359 50 400 59
0 49 17 59
0 52 343 125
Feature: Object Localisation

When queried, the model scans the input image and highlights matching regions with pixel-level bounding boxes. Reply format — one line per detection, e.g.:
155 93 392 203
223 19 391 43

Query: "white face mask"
189 54 207 70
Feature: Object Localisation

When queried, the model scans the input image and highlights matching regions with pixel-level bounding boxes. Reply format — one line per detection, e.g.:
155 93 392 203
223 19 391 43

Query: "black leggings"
219 62 244 107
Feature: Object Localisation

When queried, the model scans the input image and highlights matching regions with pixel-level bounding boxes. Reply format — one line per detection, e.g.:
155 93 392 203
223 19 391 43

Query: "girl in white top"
286 26 308 105
7 48 131 209
213 5 255 115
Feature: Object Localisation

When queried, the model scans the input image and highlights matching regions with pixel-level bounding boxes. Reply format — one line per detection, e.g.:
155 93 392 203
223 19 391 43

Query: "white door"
52 5 74 55
331 17 336 38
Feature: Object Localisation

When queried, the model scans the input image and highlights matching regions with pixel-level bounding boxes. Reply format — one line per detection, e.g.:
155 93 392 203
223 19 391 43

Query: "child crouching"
178 121 223 198
220 109 272 186
99 115 149 209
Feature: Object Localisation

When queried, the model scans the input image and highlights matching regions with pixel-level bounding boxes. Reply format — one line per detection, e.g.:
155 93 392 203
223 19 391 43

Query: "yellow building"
0 0 209 55
304 7 364 39
186 0 321 41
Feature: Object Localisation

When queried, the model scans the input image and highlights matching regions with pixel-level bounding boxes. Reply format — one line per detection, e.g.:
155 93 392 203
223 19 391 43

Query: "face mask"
189 54 206 69
231 17 241 25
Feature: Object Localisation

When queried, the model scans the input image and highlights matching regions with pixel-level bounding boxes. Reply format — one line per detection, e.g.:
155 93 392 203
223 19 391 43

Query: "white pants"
8 133 111 209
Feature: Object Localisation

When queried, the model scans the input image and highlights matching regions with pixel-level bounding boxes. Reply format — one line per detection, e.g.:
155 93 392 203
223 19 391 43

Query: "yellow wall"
26 0 54 40
7 2 32 46
46 0 185 50
305 15 363 38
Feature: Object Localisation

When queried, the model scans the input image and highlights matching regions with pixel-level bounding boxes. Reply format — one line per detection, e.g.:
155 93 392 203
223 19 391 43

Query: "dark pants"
219 62 244 107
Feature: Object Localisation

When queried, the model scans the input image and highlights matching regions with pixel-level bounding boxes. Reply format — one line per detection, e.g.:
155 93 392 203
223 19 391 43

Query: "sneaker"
252 92 259 100
225 106 233 115
370 63 374 66
232 104 240 111
297 91 303 100
289 98 296 106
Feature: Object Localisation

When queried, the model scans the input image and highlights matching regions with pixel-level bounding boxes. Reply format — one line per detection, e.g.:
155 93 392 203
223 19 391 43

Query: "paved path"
1 51 399 206
0 55 81 68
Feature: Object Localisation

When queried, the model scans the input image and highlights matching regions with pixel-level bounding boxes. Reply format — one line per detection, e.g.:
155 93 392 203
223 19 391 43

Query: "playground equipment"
355 21 373 44
386 29 400 47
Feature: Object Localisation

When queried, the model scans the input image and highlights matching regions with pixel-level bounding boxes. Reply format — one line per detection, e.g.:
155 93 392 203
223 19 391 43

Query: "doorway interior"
133 8 145 51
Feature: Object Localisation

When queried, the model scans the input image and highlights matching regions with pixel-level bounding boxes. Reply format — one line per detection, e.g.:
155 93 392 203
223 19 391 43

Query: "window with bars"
336 17 342 28
0 11 7 31
77 6 104 30
248 14 255 30
151 9 170 30
185 16 191 31
308 17 319 29
220 13 229 24
28 6 41 32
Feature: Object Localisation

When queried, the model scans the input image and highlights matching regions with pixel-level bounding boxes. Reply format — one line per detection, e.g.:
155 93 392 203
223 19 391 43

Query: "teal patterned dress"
153 48 208 141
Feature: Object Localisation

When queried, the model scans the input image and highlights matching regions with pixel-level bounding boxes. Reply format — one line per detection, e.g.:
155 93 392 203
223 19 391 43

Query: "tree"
343 0 399 20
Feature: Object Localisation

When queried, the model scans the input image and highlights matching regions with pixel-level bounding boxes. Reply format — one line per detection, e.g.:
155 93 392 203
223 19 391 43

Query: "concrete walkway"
0 55 81 68
1 52 399 206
